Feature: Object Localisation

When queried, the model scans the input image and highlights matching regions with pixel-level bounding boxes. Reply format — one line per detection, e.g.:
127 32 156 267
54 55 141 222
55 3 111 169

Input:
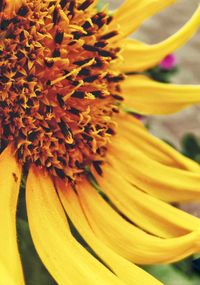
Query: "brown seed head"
0 0 123 181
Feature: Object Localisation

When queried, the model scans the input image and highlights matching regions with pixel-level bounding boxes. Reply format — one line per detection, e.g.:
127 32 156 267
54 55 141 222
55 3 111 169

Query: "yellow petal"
111 0 177 39
0 146 24 285
57 180 162 285
122 75 200 115
117 6 200 72
0 262 17 285
26 166 126 285
116 113 200 172
108 138 200 202
94 164 200 238
77 179 200 264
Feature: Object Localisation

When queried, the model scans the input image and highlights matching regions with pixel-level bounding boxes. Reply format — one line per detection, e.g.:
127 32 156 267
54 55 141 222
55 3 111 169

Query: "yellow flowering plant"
1 0 200 284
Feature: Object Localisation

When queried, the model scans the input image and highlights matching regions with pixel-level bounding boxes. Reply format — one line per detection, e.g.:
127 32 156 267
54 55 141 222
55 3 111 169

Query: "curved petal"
122 75 200 115
0 146 24 285
117 6 200 72
93 164 200 238
116 113 200 172
57 180 162 285
111 0 177 39
77 179 200 264
108 138 200 202
26 166 126 285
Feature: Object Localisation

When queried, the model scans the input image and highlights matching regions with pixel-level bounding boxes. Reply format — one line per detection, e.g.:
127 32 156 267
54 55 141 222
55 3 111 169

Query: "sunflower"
1 0 200 284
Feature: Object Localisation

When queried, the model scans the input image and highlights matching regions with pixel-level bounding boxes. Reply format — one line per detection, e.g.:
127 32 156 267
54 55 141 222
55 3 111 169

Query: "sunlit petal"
112 0 177 39
122 75 200 114
117 6 200 71
77 179 200 264
26 167 126 285
94 164 200 238
0 146 24 285
116 113 200 172
57 180 162 285
108 138 200 202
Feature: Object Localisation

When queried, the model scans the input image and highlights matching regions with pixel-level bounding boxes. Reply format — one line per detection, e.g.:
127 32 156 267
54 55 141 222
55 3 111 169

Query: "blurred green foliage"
144 262 200 285
146 66 179 83
181 134 200 163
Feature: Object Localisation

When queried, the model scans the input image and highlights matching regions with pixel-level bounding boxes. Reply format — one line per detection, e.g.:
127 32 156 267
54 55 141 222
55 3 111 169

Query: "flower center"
0 0 124 180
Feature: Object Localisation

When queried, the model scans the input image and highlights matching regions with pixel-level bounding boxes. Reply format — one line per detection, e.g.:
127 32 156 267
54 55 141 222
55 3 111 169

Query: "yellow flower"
1 0 200 284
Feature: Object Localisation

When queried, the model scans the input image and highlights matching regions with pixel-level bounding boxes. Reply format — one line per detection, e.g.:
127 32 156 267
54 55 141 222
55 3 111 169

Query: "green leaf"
181 134 200 159
145 66 179 83
144 264 200 285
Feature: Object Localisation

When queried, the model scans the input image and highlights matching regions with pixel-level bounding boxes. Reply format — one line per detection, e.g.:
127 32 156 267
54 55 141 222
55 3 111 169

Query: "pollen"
0 0 124 180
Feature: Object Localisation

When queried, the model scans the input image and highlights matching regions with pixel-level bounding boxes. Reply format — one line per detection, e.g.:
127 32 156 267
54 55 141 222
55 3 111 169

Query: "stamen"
55 30 64 44
60 0 67 9
57 94 65 108
52 49 61 57
0 0 5 12
71 91 85 99
58 120 74 144
93 160 103 176
74 58 93 66
53 7 60 25
44 59 54 68
100 31 118 40
68 1 76 16
17 5 29 16
69 107 80 116
0 0 124 181
83 44 99 52
78 0 93 11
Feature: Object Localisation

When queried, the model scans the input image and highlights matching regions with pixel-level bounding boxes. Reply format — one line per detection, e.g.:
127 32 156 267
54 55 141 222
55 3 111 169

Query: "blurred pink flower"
160 54 176 70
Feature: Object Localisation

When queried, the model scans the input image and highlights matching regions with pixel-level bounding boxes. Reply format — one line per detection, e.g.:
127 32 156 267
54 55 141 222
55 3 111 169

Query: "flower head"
0 0 124 180
1 1 200 285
